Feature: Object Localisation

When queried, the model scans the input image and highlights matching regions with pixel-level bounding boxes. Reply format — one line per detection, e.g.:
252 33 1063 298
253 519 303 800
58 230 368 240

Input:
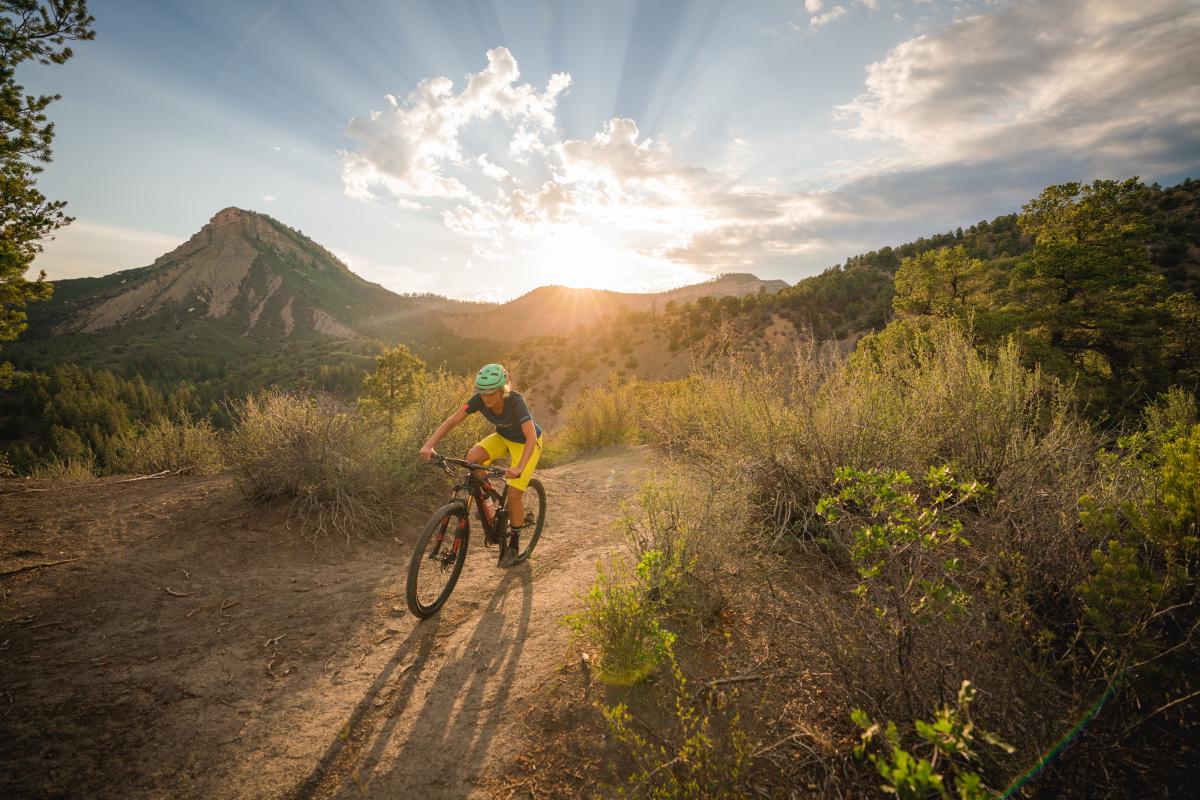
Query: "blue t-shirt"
463 391 543 443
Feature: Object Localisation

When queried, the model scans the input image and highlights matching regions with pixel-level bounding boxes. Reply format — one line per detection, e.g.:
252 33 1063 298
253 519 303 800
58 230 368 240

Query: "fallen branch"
705 673 779 688
111 470 178 483
701 669 830 693
1 557 82 577
27 620 69 630
219 599 240 617
164 586 190 598
750 730 819 760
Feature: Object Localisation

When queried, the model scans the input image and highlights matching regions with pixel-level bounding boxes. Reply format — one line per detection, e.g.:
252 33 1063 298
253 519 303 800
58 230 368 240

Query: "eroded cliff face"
64 208 357 338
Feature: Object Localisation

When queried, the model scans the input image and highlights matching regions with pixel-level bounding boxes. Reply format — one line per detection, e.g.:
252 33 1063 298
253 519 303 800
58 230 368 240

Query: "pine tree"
0 1 94 342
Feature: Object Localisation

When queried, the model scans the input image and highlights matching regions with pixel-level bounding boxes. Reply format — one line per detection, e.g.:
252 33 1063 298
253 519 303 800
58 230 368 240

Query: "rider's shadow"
291 610 445 800
354 563 535 794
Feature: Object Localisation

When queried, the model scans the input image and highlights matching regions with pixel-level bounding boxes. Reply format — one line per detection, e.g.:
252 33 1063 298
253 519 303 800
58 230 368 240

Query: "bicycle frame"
433 455 509 547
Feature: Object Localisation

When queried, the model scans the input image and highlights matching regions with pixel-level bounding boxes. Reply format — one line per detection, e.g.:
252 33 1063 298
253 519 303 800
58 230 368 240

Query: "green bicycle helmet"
475 363 508 392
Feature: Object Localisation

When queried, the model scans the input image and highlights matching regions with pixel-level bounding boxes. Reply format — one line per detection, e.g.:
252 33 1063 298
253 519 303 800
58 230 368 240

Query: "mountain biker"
419 363 543 567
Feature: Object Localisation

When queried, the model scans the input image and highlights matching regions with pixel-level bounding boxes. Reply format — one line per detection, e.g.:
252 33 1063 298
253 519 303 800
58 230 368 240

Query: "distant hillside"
6 208 495 388
510 178 1200 420
31 208 479 339
441 273 787 342
4 210 790 397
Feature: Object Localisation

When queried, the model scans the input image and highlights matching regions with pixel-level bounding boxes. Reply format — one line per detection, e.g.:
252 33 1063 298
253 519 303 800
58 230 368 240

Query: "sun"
526 227 704 294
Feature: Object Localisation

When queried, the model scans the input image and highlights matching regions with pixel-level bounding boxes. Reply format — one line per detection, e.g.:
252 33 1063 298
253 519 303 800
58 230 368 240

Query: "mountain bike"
405 453 547 619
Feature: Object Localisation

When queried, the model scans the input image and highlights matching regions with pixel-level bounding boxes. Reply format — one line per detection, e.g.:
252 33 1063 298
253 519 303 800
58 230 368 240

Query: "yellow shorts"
476 432 543 492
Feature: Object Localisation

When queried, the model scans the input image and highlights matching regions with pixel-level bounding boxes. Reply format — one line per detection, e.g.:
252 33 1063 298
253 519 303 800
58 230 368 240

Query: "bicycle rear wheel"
407 501 469 618
506 477 546 565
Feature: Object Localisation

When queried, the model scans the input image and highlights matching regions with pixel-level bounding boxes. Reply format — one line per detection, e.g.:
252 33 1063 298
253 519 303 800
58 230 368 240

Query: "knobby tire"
506 477 547 565
407 501 469 619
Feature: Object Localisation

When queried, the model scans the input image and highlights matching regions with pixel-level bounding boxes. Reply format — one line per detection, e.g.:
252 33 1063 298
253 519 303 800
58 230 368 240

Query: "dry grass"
115 417 225 475
557 319 1122 790
556 373 647 455
225 374 486 540
30 456 98 482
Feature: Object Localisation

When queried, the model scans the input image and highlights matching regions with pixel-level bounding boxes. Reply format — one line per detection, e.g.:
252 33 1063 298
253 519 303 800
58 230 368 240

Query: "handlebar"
426 452 507 479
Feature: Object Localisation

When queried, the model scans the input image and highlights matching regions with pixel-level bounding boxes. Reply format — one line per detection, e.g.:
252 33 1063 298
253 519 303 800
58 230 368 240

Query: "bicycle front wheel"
406 501 469 618
508 477 546 565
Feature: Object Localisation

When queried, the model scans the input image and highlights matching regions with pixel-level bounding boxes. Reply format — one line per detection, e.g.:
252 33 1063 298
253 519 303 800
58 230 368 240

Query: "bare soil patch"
0 446 657 799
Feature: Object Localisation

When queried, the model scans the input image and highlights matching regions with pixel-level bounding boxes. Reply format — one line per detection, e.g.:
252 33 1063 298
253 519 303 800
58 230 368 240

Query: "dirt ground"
0 446 658 799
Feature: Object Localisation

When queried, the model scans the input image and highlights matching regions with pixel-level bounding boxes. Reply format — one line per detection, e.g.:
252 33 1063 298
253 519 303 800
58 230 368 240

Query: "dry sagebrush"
115 416 225 475
226 374 486 540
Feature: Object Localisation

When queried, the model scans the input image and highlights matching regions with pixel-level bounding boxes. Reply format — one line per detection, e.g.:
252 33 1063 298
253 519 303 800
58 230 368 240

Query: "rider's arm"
512 419 538 472
420 407 468 458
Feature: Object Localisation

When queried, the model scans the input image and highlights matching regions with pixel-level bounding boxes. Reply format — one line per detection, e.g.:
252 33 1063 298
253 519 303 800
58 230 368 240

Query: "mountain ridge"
7 207 791 386
442 274 789 342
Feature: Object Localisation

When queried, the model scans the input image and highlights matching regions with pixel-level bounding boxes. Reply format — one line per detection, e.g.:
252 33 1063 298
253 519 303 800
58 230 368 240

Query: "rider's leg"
506 486 525 528
467 434 509 479
465 444 490 476
501 435 542 530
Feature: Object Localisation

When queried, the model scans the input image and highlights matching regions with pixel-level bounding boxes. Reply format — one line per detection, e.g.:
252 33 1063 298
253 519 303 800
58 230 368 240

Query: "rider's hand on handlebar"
419 446 436 461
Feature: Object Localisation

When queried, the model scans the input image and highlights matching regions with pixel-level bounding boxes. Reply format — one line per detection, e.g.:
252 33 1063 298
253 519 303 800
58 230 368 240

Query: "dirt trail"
0 446 657 799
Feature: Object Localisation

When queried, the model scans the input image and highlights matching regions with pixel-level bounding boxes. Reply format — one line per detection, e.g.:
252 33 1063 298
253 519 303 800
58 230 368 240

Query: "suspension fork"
450 513 468 555
434 496 471 556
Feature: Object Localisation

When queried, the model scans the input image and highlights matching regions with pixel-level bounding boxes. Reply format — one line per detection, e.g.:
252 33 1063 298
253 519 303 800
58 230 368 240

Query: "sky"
24 0 1200 302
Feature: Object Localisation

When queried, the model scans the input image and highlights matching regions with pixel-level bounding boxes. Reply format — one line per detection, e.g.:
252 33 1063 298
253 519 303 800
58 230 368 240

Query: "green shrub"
1078 423 1200 675
566 550 679 686
851 680 1013 800
115 416 224 475
818 466 980 714
618 479 727 627
359 343 426 425
1141 386 1197 442
603 656 751 799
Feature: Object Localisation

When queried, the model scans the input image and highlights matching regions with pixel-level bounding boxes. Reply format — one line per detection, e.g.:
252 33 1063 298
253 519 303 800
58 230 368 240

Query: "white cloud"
340 47 570 202
340 23 1198 290
342 52 820 280
835 0 1200 169
810 6 847 29
856 0 879 11
476 153 511 182
805 0 824 12
261 195 276 202
32 221 184 280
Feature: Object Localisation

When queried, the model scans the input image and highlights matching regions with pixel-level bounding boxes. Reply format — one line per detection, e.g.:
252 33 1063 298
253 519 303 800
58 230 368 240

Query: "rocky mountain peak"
63 207 364 337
